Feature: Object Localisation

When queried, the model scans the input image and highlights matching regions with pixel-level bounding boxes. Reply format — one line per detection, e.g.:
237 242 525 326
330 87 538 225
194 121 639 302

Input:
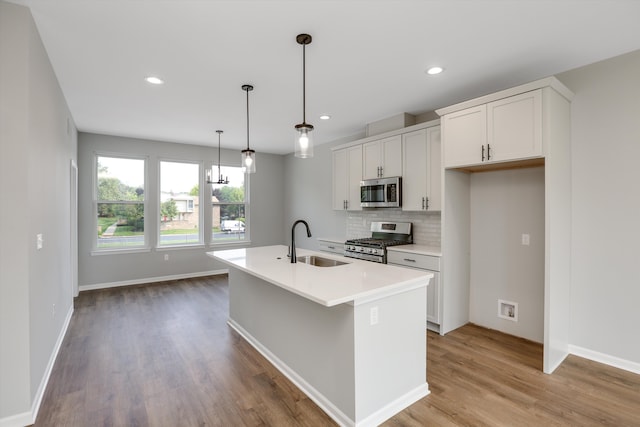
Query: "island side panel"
228 267 357 421
353 285 429 423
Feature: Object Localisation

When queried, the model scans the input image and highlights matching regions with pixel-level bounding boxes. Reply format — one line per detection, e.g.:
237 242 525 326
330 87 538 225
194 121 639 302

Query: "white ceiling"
10 0 640 155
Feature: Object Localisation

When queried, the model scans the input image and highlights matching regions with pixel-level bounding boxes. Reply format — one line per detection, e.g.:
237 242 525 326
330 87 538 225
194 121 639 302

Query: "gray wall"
469 167 545 343
0 1 77 421
557 50 640 364
78 132 286 287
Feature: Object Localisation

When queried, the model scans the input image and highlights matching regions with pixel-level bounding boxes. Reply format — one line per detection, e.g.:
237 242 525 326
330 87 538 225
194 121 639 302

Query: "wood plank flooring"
34 276 640 426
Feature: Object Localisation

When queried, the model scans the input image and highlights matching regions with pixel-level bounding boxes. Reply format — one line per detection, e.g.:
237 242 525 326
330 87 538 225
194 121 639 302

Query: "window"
96 155 146 251
159 160 201 247
211 166 248 244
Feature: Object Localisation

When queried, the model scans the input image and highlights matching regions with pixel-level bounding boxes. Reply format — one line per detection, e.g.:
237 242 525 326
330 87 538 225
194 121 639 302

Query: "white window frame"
157 158 204 249
92 152 149 255
210 165 250 246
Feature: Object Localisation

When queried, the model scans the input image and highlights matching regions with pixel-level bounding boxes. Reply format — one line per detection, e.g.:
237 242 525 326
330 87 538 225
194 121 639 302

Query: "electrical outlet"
521 234 530 246
164 254 169 261
37 233 43 250
370 306 379 325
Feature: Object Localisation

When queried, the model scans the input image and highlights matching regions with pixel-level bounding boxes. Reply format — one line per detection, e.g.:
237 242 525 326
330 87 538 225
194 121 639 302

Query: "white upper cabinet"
332 145 363 211
363 135 403 179
487 90 542 163
402 126 442 211
442 105 487 168
443 89 543 168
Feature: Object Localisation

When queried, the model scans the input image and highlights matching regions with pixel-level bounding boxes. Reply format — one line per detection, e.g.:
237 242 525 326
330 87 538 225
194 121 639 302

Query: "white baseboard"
0 412 31 427
78 269 228 292
569 344 640 375
357 384 429 427
227 318 429 427
0 305 74 427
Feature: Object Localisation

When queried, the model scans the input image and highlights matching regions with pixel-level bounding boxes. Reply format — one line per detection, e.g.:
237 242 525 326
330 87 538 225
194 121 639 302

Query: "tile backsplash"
346 210 441 247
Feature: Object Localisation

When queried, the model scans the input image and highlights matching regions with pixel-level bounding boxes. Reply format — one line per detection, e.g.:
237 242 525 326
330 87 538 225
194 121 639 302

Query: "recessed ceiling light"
145 76 164 85
320 115 331 120
426 66 444 75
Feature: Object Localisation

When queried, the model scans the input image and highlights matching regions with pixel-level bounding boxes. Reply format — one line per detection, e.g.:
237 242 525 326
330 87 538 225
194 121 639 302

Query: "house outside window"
159 160 201 247
211 166 248 244
95 155 146 251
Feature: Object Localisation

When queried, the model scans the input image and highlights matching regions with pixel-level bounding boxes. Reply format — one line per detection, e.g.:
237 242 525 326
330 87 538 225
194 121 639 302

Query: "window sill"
209 240 251 249
92 247 151 256
156 244 206 251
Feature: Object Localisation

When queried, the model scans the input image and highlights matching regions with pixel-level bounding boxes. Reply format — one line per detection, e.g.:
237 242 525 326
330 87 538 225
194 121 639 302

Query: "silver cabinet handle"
425 197 429 210
403 258 416 262
487 143 491 160
422 197 426 210
328 245 335 250
482 144 485 161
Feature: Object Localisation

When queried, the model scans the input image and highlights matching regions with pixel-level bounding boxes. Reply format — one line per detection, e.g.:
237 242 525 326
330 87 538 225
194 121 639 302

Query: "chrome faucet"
290 219 312 263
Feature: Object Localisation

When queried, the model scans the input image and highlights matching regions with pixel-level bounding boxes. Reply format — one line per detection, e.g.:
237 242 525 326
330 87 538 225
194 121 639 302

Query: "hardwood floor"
34 276 640 426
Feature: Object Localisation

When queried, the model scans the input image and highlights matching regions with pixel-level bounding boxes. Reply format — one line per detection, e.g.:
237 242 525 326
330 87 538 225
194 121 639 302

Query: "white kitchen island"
208 245 432 427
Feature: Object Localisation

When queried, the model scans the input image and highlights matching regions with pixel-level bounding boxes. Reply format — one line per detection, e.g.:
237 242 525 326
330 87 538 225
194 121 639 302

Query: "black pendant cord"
302 41 306 125
246 87 250 150
217 131 222 181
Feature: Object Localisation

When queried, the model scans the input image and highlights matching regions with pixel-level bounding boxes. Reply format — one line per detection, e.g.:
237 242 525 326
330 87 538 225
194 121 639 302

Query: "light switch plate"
37 233 43 250
521 234 530 246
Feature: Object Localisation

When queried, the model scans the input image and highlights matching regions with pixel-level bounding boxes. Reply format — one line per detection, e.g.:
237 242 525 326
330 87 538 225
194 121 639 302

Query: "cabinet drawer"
387 251 440 271
318 241 344 255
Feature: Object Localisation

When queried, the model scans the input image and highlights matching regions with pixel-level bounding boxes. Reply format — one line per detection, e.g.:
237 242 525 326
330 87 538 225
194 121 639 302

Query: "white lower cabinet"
387 250 441 331
317 239 344 255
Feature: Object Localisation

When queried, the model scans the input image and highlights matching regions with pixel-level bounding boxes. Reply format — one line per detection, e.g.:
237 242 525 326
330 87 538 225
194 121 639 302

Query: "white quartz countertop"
387 244 442 257
208 245 432 307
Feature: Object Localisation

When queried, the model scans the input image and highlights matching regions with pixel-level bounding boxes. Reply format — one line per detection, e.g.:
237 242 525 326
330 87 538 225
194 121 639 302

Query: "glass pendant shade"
294 123 314 158
241 148 256 174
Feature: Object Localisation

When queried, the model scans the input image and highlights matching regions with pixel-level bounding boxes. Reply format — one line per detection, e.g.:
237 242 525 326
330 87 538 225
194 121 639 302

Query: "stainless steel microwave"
360 176 402 208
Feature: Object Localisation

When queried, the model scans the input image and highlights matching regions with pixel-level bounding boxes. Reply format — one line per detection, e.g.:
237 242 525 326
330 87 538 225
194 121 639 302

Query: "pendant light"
241 84 256 174
206 130 229 185
294 33 314 158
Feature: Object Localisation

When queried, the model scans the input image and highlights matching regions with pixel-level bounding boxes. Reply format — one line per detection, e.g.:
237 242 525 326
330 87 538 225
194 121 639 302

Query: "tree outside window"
96 156 145 250
159 161 201 246
211 166 248 243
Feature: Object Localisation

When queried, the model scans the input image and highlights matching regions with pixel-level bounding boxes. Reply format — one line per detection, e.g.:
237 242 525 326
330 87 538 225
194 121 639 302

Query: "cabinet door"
488 89 542 162
382 135 403 177
402 129 428 211
443 105 487 168
333 146 363 211
426 126 442 211
346 145 363 211
332 148 349 210
362 141 382 179
363 135 402 179
427 271 441 325
402 127 441 211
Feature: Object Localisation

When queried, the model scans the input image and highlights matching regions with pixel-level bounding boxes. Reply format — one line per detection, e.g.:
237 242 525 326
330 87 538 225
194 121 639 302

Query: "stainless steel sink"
296 255 348 267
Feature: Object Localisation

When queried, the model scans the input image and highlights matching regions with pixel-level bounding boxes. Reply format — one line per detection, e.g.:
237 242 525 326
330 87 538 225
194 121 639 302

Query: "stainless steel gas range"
344 221 412 263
